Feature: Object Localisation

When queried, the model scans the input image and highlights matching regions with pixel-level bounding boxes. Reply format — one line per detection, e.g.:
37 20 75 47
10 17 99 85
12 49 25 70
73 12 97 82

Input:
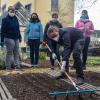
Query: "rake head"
49 89 99 95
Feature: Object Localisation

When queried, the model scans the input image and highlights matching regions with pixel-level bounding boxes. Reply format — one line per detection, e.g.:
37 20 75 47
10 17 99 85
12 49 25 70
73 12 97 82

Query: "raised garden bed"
0 72 100 100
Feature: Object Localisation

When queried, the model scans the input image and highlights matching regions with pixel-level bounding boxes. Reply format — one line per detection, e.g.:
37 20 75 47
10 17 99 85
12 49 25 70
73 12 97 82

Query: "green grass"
0 50 100 75
87 56 100 65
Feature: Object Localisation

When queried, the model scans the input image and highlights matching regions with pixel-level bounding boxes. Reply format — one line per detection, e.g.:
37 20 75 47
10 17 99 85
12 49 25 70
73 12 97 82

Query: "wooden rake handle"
45 43 79 91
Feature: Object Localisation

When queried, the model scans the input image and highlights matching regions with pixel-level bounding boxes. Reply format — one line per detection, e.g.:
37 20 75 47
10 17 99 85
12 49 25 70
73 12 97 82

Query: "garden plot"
0 72 100 100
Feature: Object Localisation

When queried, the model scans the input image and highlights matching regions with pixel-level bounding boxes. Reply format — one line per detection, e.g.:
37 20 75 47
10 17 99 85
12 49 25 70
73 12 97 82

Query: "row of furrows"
1 73 100 100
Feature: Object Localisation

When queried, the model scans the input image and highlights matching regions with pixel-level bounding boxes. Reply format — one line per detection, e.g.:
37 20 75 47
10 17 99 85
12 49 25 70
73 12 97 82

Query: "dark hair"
52 13 58 18
8 6 15 11
81 10 89 19
30 13 40 22
82 10 88 15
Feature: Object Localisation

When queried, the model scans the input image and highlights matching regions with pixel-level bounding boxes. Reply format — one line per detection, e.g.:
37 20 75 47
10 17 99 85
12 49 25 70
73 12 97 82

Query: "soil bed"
1 72 100 100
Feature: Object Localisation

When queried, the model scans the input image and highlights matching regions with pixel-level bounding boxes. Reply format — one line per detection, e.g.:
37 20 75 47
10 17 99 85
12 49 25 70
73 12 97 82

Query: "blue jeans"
28 39 40 65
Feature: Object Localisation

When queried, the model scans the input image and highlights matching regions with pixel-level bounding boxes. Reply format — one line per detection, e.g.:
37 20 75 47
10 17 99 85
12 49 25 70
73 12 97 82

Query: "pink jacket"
75 19 94 37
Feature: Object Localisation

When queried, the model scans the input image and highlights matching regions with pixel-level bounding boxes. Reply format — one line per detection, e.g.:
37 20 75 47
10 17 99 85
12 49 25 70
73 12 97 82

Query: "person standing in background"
24 13 43 67
1 6 22 74
43 13 62 69
75 10 94 69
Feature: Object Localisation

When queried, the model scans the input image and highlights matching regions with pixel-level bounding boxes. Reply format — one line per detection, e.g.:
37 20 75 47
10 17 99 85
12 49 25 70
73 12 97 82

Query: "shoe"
82 63 86 69
50 66 55 70
76 78 84 85
15 67 24 74
55 72 65 79
6 67 12 71
15 67 23 71
3 69 12 75
82 66 86 70
14 68 24 74
34 64 39 67
30 64 34 67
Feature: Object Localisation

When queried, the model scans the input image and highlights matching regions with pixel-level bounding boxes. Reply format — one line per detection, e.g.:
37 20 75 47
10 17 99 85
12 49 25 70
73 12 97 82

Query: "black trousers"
66 39 85 79
28 39 40 65
82 37 90 66
47 40 60 66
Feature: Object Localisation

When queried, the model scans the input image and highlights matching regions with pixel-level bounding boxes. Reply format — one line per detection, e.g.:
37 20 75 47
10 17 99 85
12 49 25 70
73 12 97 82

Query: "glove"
25 41 29 46
61 61 66 72
42 41 46 46
52 53 57 60
40 41 43 44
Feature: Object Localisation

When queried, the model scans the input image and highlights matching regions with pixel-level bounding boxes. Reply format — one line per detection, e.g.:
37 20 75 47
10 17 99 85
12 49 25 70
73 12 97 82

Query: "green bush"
87 57 100 65
0 49 5 68
39 52 46 60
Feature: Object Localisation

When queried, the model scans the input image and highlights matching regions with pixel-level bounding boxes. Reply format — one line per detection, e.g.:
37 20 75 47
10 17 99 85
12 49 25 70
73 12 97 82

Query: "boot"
76 78 84 85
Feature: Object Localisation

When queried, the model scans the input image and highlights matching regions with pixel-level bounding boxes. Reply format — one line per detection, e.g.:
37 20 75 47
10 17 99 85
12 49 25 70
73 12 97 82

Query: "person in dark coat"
47 26 85 85
43 13 62 69
1 6 22 74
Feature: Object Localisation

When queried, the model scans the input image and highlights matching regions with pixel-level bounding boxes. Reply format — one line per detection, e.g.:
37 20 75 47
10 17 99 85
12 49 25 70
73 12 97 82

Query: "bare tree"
58 0 98 24
75 0 98 13
47 0 98 25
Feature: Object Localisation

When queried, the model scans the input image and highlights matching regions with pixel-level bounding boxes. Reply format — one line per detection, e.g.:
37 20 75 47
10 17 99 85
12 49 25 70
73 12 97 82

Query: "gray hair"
47 26 58 38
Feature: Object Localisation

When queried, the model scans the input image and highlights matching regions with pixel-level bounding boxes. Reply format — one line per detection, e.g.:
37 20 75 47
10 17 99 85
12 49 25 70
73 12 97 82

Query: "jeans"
5 38 20 69
28 39 40 65
82 37 90 67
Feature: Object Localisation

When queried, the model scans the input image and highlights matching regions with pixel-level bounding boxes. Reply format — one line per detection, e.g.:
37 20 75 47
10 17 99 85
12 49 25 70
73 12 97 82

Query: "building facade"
0 0 74 46
0 0 74 26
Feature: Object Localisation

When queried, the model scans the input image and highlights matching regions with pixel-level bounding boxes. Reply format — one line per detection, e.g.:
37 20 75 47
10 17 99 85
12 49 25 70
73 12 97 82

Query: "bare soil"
1 72 100 100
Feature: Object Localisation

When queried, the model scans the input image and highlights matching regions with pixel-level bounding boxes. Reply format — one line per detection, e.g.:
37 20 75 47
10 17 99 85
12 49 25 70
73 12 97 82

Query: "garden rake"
45 43 99 99
45 43 79 90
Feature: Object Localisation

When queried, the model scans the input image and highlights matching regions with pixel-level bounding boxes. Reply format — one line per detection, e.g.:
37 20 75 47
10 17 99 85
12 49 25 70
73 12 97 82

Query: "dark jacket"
1 15 21 42
58 27 84 61
43 20 62 42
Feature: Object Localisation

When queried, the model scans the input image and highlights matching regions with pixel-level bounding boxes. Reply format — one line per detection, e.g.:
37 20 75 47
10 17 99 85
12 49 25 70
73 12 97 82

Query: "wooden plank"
0 78 13 99
21 62 32 67
46 70 61 77
63 79 100 95
0 85 7 100
45 70 100 95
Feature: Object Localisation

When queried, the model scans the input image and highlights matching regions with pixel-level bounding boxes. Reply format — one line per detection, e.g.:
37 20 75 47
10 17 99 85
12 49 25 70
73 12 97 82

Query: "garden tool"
45 43 79 91
45 43 100 100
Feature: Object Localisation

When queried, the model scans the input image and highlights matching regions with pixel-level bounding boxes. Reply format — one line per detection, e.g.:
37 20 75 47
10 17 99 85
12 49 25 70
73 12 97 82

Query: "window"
51 0 58 12
25 4 32 14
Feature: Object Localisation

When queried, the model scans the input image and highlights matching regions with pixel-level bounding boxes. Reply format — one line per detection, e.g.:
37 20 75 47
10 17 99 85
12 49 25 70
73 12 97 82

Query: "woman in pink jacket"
75 10 94 69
